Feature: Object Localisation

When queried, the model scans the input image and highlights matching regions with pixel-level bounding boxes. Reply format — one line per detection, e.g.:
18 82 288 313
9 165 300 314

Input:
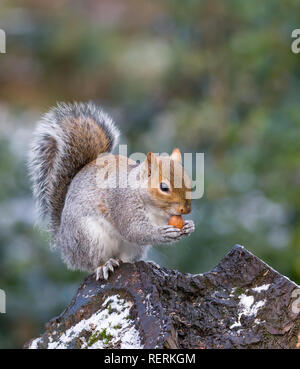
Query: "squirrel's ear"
171 148 182 163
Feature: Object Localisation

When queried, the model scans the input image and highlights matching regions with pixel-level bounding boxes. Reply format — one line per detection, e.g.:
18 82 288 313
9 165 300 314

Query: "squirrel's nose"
180 204 191 214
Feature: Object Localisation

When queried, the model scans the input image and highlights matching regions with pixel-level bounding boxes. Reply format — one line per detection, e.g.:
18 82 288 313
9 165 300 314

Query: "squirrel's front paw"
95 258 121 280
158 225 184 243
181 220 195 236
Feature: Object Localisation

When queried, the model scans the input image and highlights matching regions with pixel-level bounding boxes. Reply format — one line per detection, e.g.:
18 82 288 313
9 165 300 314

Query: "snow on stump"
25 245 300 349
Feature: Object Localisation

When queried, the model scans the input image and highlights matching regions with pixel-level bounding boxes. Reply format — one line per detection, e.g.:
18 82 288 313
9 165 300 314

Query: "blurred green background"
0 0 300 348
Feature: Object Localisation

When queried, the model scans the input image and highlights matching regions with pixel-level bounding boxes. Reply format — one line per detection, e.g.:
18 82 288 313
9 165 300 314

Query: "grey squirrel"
28 102 195 280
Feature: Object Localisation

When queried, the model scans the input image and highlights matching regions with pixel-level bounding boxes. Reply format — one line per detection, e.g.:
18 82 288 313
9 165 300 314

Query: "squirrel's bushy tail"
28 102 120 232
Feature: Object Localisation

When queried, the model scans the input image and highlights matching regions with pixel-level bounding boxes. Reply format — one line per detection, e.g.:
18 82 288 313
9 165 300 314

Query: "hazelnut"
168 215 184 229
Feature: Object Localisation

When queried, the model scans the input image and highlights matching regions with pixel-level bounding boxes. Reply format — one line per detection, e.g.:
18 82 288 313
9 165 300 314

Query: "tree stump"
25 245 300 349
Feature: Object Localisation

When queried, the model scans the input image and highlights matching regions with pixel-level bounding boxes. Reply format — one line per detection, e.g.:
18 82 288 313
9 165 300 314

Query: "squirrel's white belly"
83 216 122 263
82 215 147 264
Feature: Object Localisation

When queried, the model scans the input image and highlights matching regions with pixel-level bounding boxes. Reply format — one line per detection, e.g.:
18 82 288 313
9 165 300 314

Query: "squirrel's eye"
160 182 169 192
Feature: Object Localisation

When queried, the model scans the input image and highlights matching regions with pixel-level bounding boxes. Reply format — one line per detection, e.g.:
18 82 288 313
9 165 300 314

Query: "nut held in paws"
168 215 184 229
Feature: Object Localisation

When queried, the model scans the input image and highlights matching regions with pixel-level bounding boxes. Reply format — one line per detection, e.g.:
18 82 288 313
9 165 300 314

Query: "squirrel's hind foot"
95 258 121 281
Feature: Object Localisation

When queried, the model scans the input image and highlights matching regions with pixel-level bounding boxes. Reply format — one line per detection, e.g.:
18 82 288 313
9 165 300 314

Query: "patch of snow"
148 260 161 268
252 284 270 293
82 292 97 299
239 294 255 314
254 318 265 325
120 326 143 349
28 337 41 349
48 338 59 349
43 294 143 349
144 293 155 317
230 293 266 330
229 287 237 298
230 321 242 329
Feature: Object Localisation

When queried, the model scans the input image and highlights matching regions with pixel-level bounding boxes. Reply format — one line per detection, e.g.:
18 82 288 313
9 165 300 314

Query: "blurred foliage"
0 0 300 348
